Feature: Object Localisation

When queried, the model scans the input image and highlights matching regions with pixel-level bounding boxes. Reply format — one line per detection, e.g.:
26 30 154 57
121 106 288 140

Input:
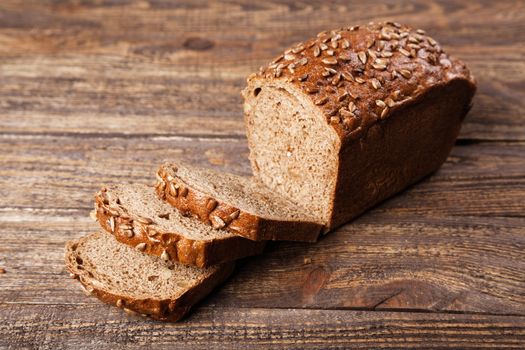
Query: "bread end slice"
65 232 234 322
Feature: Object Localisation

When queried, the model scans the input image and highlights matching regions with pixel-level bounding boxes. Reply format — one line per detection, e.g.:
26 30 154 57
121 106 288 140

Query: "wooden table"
1 1 524 348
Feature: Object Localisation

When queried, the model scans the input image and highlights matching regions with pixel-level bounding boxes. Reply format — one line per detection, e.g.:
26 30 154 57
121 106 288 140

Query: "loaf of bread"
242 22 476 230
94 183 265 267
155 162 322 241
65 232 234 321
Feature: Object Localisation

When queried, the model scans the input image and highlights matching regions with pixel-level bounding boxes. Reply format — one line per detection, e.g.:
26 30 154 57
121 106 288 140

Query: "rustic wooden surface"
1 0 524 348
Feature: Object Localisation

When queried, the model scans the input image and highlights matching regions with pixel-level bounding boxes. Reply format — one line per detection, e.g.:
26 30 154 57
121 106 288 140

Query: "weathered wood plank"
1 304 524 349
1 135 523 217
0 0 524 139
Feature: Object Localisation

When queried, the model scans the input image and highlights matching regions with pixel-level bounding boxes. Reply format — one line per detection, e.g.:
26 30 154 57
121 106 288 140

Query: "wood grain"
1 0 524 347
1 304 524 349
0 0 524 140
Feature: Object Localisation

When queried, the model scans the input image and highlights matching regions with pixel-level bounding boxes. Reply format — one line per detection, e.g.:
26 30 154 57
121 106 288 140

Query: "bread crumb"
303 258 312 265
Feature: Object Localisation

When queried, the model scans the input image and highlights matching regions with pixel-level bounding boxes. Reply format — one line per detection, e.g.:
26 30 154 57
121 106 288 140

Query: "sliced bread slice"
155 162 323 242
94 183 265 268
65 232 234 322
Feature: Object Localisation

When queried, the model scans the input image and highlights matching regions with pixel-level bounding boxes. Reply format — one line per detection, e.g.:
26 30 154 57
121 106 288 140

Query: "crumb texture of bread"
156 163 323 241
65 232 234 322
242 22 476 229
94 183 265 267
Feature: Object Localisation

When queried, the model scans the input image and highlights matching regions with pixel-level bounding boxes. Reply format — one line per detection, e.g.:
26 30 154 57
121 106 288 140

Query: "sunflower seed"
341 39 350 49
355 77 365 84
125 229 134 238
428 37 437 46
341 72 354 81
161 250 170 262
337 91 349 102
339 108 355 118
372 63 387 70
330 116 340 123
376 99 387 108
367 49 377 59
136 216 153 225
298 57 308 66
320 43 328 50
381 107 389 119
358 51 367 64
313 46 321 57
206 199 218 212
339 52 352 61
291 45 305 54
385 97 396 107
210 215 226 229
399 48 411 57
229 210 240 220
314 96 328 105
322 57 338 65
382 51 393 57
326 49 335 56
348 101 357 112
135 243 147 251
169 182 178 196
284 53 295 61
399 69 412 78
116 299 123 308
298 73 308 82
371 79 381 90
305 86 319 94
108 217 115 232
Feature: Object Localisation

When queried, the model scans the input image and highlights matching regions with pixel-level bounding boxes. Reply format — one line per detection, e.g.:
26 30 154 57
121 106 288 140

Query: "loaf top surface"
247 22 476 143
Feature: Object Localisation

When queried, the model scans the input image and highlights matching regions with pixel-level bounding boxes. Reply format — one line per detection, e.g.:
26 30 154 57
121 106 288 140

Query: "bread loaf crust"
155 164 322 241
65 235 234 322
243 22 476 229
245 22 475 148
94 188 265 267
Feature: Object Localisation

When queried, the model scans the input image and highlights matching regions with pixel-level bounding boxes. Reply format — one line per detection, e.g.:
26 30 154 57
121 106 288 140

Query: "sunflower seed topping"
358 51 367 64
376 99 387 108
341 39 350 49
135 243 147 251
211 215 226 229
229 210 240 220
399 69 412 78
161 250 170 262
314 96 329 105
299 73 309 82
385 97 396 107
322 57 338 65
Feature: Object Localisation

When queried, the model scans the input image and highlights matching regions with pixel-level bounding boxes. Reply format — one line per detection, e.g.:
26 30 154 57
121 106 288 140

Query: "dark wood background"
1 0 524 348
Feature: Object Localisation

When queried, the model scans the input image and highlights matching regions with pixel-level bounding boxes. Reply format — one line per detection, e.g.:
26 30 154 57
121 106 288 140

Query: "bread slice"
242 22 476 230
65 232 234 322
155 162 323 242
94 183 265 268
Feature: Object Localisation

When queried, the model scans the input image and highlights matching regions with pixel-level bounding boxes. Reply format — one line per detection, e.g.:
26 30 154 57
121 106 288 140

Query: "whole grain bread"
94 183 265 267
155 162 323 241
65 232 234 322
242 22 476 230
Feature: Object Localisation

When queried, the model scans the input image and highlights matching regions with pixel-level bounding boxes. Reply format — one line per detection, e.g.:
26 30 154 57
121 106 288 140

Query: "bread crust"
243 22 476 229
94 188 265 268
155 164 322 242
65 234 234 322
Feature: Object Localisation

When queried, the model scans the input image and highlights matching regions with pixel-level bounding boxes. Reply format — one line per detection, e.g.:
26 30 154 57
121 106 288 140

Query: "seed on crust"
298 73 309 82
122 229 133 238
161 250 170 262
367 49 377 60
319 43 328 50
313 46 321 57
338 91 349 102
399 69 412 78
339 108 354 119
228 210 240 220
358 51 367 64
314 96 328 105
298 57 308 66
385 97 396 107
132 227 140 237
341 39 350 49
291 45 305 54
341 72 354 82
371 78 381 90
330 116 339 123
348 101 357 112
428 37 437 46
210 215 226 229
108 217 115 232
305 86 319 94
399 48 411 57
331 73 341 85
326 49 335 56
116 299 123 308
339 52 352 61
376 99 387 108
135 243 147 251
136 216 153 225
284 53 295 61
206 199 218 212
372 63 387 70
355 77 365 84
322 57 338 65
380 107 389 119
168 182 178 196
